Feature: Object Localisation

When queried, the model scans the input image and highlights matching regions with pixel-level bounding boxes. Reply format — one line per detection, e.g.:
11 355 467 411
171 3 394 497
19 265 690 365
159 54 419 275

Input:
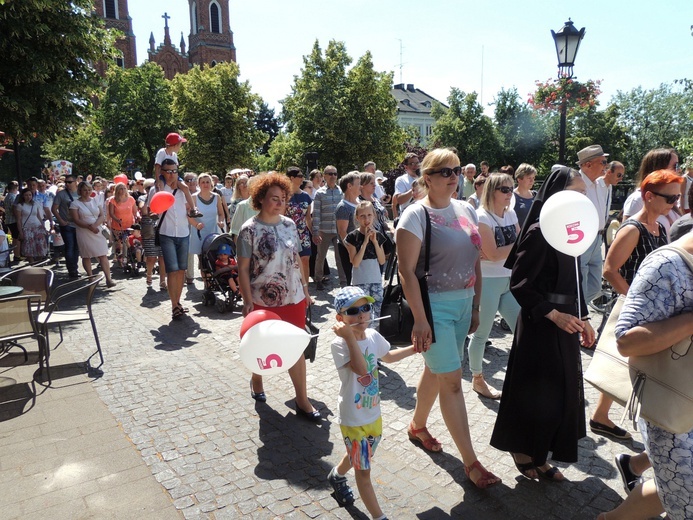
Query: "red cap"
165 132 187 146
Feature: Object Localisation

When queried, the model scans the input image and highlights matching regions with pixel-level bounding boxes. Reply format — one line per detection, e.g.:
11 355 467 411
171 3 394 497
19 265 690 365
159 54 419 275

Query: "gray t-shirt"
53 188 78 227
396 200 481 293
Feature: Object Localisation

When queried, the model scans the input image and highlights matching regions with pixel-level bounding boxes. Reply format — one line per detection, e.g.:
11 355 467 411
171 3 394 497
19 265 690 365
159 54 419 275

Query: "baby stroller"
122 225 145 276
200 233 241 313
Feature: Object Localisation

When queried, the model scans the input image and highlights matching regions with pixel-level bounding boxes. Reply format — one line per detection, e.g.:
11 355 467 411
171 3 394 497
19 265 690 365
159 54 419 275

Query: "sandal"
172 306 185 320
472 374 501 400
159 281 167 291
407 422 442 452
146 276 153 287
536 464 564 482
465 460 501 489
511 453 537 479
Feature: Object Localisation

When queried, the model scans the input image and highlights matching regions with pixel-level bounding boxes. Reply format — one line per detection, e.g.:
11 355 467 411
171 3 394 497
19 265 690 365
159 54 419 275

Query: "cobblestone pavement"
3 261 649 519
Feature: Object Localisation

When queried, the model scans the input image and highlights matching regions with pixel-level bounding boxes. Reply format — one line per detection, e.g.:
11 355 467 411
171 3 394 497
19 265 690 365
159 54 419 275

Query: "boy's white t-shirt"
330 329 390 427
155 148 178 166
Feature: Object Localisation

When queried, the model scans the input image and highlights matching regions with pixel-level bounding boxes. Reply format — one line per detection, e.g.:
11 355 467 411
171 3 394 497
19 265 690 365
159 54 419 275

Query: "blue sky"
129 1 693 115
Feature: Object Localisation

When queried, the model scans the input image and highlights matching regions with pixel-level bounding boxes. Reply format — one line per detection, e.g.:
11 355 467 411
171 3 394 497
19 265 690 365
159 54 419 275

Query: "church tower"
187 0 237 68
148 13 190 80
93 0 137 75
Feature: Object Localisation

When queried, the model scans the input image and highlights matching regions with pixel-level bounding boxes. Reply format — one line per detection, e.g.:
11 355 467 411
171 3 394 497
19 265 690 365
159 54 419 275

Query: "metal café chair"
36 274 105 376
0 266 54 314
0 294 50 384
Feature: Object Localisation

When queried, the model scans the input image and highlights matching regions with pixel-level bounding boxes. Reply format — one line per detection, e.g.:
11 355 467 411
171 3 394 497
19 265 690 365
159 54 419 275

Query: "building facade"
93 0 137 75
390 84 446 144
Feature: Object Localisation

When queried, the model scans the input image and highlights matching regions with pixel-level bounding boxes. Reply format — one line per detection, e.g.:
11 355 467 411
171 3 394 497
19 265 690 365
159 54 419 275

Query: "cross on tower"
162 12 170 29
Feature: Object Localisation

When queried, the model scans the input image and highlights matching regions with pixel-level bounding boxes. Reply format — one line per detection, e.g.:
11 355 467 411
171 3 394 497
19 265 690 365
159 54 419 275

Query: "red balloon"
240 310 281 339
90 191 96 198
149 191 175 214
114 174 128 185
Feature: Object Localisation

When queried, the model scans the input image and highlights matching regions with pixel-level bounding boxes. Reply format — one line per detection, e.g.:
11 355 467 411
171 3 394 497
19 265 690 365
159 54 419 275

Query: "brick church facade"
95 0 236 79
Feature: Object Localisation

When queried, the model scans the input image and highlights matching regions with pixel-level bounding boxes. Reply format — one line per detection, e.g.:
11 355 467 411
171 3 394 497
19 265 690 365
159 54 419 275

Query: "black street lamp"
551 19 585 164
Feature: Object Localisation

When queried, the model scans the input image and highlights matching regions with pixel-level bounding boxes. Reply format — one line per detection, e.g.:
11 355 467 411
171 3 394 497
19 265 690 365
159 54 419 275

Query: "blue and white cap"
333 286 375 313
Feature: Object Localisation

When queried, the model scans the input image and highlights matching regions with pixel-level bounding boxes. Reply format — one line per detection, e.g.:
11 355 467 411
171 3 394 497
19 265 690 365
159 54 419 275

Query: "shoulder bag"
380 207 436 346
304 305 319 363
584 244 693 434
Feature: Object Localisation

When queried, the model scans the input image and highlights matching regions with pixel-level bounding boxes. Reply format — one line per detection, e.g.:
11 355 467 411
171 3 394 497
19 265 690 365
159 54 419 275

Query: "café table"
0 286 23 299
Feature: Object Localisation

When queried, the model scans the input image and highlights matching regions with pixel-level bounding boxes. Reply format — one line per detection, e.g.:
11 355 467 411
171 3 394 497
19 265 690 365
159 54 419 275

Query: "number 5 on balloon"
565 221 585 244
257 354 283 371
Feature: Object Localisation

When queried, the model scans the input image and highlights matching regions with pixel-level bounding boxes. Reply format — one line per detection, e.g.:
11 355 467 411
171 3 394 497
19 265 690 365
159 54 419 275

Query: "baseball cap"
218 244 232 255
333 286 375 313
165 133 187 146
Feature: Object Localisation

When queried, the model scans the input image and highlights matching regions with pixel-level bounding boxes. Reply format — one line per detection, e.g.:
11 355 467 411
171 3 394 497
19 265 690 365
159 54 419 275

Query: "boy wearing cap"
214 243 238 293
154 132 201 218
329 286 415 519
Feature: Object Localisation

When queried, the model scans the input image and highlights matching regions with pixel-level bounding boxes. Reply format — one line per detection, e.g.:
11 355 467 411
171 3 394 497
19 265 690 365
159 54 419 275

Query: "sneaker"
590 419 632 440
328 468 354 507
614 454 640 495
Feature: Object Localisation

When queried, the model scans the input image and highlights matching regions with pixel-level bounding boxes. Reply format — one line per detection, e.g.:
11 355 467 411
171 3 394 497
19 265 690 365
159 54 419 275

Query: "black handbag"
380 208 436 346
304 305 318 362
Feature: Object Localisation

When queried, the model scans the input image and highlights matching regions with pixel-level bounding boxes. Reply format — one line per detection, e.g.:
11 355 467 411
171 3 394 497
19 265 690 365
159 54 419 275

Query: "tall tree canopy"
171 62 265 174
279 40 404 174
0 0 116 140
97 63 174 174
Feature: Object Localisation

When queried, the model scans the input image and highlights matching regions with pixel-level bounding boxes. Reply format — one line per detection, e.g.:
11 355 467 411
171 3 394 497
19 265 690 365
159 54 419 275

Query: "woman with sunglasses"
468 173 521 399
396 148 500 489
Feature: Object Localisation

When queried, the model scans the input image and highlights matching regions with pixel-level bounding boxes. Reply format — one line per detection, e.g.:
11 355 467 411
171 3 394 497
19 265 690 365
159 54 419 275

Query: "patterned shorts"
340 417 382 470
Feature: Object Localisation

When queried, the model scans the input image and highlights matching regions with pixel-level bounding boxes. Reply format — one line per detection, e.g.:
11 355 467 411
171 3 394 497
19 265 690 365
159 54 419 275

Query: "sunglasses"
324 172 337 177
651 191 680 205
496 186 513 194
163 169 179 174
342 303 372 316
429 167 462 178
287 173 302 178
65 180 75 184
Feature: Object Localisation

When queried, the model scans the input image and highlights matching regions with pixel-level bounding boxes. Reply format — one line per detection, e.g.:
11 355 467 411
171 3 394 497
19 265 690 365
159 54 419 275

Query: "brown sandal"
465 460 501 489
407 422 442 452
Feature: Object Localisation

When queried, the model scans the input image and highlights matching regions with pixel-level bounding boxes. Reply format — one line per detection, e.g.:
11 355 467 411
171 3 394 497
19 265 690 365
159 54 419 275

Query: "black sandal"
172 306 185 320
536 465 564 482
511 453 537 479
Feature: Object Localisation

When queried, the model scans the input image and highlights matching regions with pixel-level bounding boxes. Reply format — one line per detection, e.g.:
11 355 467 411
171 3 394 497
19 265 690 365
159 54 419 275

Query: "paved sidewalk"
0 264 648 519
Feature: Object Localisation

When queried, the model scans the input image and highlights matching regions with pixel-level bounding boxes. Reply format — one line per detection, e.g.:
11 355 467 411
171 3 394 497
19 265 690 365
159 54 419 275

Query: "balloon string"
574 257 582 321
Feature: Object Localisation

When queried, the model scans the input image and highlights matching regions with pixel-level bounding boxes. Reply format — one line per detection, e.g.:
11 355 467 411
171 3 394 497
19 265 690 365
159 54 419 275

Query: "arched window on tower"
210 1 221 33
191 2 198 33
104 0 118 19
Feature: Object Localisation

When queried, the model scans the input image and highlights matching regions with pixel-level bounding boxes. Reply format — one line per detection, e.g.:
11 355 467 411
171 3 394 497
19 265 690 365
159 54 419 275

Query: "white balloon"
539 191 599 257
239 320 310 375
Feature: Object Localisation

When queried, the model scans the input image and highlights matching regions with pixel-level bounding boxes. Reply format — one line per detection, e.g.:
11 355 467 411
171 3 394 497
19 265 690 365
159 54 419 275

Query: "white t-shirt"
155 148 178 166
157 185 189 238
394 173 418 212
476 208 518 278
0 228 8 266
580 171 610 229
331 329 390 427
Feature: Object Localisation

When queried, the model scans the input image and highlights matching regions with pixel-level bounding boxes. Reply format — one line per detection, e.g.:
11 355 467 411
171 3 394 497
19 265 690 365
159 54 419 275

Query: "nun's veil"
504 165 576 269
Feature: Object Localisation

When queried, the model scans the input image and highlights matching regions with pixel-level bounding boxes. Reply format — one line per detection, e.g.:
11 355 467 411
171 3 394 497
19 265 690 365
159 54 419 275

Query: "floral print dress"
237 215 304 307
615 247 693 520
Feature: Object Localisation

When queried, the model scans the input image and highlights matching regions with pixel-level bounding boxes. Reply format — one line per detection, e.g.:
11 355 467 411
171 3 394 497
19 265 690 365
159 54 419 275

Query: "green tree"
262 131 304 172
170 62 265 174
430 88 501 166
566 104 630 173
611 83 693 171
493 87 549 169
43 119 120 178
0 0 116 144
97 63 173 174
281 40 404 174
254 102 280 156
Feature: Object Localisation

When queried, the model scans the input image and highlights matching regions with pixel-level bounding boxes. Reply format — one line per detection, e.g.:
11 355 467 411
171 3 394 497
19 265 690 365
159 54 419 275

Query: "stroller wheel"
215 297 226 313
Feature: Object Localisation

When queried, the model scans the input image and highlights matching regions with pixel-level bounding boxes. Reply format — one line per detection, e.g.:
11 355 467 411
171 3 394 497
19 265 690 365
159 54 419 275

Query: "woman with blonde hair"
108 182 138 268
396 148 500 488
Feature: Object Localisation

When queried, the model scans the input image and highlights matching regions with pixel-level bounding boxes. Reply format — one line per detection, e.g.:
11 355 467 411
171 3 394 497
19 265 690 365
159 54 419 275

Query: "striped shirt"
312 185 342 235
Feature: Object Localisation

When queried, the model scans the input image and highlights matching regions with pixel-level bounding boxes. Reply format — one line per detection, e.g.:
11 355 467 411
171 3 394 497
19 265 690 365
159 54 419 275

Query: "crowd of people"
2 136 693 520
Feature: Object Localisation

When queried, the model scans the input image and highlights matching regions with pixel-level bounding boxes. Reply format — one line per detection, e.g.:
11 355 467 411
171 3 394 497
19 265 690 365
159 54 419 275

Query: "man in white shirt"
393 153 420 217
576 145 609 304
596 160 624 229
458 164 476 200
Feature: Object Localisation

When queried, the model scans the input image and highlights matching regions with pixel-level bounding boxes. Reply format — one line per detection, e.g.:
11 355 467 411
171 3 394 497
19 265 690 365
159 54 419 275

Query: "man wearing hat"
576 144 610 305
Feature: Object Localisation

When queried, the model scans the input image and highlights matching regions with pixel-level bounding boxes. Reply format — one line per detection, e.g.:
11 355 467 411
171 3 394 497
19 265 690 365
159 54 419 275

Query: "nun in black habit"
490 166 596 481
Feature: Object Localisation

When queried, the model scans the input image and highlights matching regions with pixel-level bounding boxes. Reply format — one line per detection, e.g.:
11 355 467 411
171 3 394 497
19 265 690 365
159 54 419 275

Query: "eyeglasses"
324 171 337 177
163 169 178 174
495 186 513 194
342 303 372 316
65 180 75 184
650 191 680 205
616 172 624 178
674 162 680 171
287 173 302 178
184 177 195 182
429 167 462 178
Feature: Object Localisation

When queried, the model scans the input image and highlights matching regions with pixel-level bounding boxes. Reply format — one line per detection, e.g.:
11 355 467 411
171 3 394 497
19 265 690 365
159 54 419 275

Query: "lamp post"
551 19 585 164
